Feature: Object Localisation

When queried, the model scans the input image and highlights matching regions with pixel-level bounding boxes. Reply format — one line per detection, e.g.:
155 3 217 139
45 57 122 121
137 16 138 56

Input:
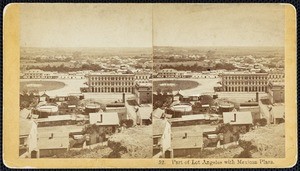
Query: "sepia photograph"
152 4 286 159
19 4 153 158
2 2 296 168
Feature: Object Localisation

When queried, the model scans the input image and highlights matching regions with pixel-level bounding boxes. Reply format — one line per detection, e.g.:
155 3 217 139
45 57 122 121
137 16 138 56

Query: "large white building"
221 72 269 92
88 73 135 93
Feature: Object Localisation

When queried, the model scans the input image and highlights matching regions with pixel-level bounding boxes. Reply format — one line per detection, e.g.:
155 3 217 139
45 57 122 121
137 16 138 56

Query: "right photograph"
151 4 285 158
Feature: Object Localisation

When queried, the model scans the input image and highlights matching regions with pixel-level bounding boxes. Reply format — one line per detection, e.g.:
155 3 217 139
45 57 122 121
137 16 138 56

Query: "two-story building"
87 73 135 93
134 82 152 105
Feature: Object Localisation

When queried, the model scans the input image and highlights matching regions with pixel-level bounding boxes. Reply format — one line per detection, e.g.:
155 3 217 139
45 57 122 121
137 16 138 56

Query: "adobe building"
267 81 284 104
134 82 152 105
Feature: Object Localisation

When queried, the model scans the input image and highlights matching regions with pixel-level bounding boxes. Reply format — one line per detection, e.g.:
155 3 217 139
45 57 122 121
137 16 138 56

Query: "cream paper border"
3 3 297 168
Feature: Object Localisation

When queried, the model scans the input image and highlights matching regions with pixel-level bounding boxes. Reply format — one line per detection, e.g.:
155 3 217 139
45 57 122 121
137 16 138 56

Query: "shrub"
254 118 268 126
120 119 134 128
234 150 252 158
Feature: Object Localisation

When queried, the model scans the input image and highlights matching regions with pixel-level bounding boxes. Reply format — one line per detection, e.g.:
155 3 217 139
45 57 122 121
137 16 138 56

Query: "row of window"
223 76 268 80
24 73 43 75
90 76 134 81
224 81 268 85
269 74 285 79
225 86 266 92
135 76 149 79
91 87 132 93
91 82 134 86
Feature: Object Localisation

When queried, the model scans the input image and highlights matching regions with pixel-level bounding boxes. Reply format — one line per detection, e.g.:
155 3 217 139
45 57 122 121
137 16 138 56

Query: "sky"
153 4 285 47
20 4 153 48
21 4 285 48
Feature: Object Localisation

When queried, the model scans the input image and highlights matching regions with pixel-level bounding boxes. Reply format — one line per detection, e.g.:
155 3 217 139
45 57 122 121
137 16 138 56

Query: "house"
19 118 38 158
89 112 119 126
87 112 120 145
173 92 183 102
218 124 240 148
153 119 172 158
105 103 127 122
239 102 260 120
39 93 49 102
202 127 220 148
171 128 203 158
269 105 285 124
136 106 152 126
38 132 69 158
222 112 253 133
152 108 165 119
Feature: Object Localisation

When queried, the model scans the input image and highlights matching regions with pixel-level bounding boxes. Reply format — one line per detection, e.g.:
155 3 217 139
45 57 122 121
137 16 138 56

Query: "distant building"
87 73 135 93
134 71 151 84
221 72 268 92
57 72 85 79
153 119 172 158
192 72 218 79
268 69 285 83
21 69 87 80
21 69 58 79
157 69 177 78
134 82 152 105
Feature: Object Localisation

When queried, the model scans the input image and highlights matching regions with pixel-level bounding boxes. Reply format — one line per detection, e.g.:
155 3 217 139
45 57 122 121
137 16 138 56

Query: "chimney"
231 113 237 122
100 114 103 123
122 92 125 103
256 92 259 102
183 133 187 139
49 133 54 139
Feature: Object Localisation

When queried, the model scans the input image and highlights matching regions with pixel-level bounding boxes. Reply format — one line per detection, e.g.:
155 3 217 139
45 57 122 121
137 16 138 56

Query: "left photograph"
19 4 153 158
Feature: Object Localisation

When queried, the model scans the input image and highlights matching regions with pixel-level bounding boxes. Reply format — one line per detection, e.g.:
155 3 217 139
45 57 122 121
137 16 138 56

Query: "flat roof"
38 132 69 149
20 118 35 136
172 133 203 149
153 119 169 136
89 73 134 76
89 112 119 126
223 112 253 125
169 114 207 123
